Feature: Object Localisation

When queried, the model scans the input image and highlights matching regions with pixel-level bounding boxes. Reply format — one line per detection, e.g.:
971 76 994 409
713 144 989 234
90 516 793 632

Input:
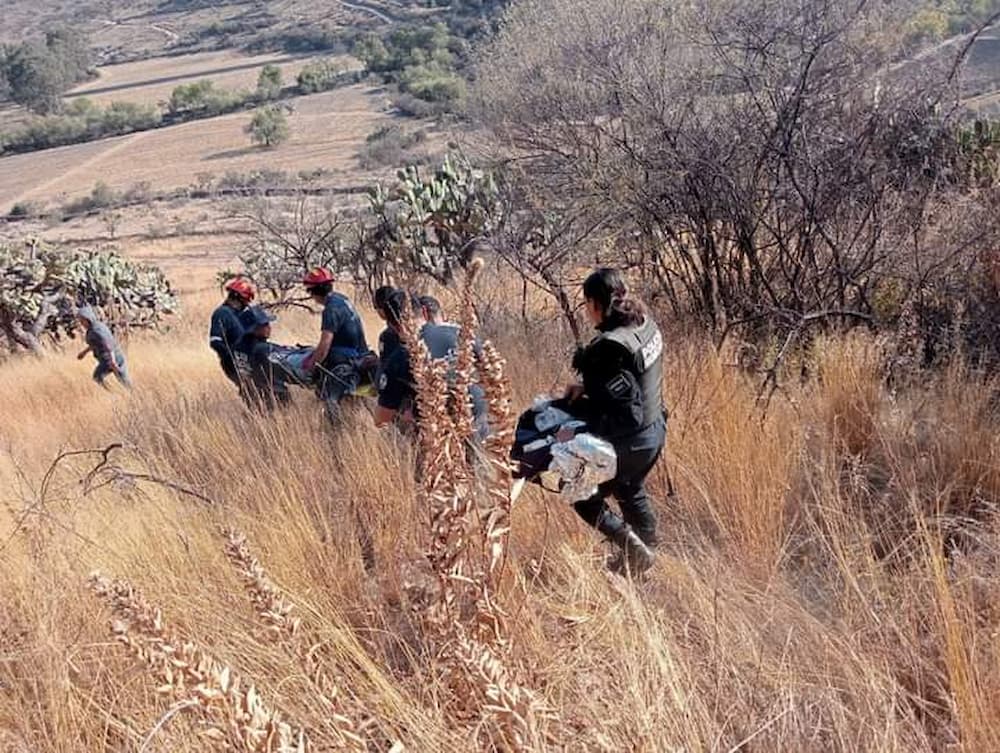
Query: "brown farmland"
0 84 392 209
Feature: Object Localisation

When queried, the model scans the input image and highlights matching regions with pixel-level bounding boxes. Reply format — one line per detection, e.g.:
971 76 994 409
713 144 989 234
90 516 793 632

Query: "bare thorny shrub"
474 0 1000 380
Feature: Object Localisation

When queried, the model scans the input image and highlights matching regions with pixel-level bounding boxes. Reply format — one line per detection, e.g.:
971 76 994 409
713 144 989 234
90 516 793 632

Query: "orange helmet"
224 277 256 302
303 267 336 287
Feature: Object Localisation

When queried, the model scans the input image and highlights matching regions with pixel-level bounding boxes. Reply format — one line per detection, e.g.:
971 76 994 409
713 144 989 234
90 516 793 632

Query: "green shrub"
296 59 346 94
256 64 283 100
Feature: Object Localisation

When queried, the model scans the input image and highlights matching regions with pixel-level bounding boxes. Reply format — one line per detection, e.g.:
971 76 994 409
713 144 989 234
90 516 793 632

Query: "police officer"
210 278 255 388
561 267 666 576
301 267 371 421
234 306 290 411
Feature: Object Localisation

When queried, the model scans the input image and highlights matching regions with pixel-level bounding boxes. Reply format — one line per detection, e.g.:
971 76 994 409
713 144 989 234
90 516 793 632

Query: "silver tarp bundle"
550 432 618 503
523 396 618 503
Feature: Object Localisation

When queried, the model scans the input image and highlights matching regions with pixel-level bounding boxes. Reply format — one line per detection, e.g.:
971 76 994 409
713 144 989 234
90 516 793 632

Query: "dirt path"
337 0 395 23
149 23 180 43
13 130 152 206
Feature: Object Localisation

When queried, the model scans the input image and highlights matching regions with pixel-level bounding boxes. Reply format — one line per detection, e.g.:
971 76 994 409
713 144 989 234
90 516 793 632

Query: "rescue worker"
301 267 372 421
210 277 255 387
234 306 290 411
373 284 397 358
416 295 484 360
561 267 666 576
373 288 416 429
76 306 131 390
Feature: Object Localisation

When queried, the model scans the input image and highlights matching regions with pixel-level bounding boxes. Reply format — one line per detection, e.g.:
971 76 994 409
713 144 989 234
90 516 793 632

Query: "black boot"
607 528 656 577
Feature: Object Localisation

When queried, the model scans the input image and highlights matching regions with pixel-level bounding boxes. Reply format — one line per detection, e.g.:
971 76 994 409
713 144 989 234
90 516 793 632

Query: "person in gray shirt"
76 306 131 389
416 295 483 361
415 295 488 438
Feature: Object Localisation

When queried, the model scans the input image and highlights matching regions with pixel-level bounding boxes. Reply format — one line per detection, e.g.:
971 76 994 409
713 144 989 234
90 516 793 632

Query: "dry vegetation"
2 272 1000 751
0 0 376 57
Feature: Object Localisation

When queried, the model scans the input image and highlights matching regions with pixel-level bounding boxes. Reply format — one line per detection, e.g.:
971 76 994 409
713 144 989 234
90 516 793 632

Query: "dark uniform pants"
573 419 665 547
317 359 362 422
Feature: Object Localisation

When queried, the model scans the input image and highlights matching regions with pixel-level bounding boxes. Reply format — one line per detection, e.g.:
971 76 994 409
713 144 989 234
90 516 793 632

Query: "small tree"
256 64 283 101
246 106 290 148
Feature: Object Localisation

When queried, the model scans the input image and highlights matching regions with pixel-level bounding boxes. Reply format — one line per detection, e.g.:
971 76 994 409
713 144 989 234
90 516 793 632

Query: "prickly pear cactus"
364 153 502 284
0 240 177 354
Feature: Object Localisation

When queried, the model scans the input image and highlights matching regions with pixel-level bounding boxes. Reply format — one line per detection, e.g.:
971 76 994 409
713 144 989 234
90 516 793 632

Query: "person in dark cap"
235 305 289 411
76 306 131 390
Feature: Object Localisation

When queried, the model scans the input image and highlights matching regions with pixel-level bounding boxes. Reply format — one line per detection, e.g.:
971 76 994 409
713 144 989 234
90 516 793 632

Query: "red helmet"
303 267 335 287
224 277 255 302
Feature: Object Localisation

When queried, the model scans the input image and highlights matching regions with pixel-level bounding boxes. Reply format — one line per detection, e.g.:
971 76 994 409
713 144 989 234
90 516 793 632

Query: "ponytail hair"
582 267 645 328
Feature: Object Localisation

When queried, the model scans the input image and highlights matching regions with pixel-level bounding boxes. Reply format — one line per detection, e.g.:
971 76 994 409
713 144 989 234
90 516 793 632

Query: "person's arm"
208 310 226 356
77 345 91 360
306 331 334 372
307 302 341 371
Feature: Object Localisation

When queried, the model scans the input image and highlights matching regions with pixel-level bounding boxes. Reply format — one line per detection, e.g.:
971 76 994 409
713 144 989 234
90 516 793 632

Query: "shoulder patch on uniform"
607 373 630 397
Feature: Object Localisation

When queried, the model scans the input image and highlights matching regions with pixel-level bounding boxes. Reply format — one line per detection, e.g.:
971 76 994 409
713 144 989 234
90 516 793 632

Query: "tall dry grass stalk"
400 259 553 749
89 572 307 752
222 529 370 752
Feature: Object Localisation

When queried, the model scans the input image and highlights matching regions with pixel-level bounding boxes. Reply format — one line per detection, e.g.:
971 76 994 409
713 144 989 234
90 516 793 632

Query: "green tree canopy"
256 64 283 100
246 106 290 148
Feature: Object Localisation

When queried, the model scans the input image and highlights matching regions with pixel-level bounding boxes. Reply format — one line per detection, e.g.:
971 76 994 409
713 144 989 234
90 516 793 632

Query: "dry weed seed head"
88 572 307 753
221 531 370 752
397 263 555 749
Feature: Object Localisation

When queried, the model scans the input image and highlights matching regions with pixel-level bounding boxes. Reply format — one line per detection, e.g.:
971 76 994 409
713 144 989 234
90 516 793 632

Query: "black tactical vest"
596 317 665 428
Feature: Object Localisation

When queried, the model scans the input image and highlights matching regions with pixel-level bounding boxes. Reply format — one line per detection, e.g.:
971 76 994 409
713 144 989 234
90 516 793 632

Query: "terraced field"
0 84 392 209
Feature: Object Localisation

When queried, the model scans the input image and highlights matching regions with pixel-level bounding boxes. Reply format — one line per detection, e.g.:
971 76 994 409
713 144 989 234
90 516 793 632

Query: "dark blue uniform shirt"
377 330 415 411
209 304 245 380
321 293 368 363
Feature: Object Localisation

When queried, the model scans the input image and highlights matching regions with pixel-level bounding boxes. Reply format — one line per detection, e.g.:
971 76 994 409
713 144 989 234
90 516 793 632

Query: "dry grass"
0 84 392 208
2 279 1000 751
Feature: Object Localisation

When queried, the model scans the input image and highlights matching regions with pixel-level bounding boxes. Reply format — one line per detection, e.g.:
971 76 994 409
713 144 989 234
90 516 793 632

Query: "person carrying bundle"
513 268 666 577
